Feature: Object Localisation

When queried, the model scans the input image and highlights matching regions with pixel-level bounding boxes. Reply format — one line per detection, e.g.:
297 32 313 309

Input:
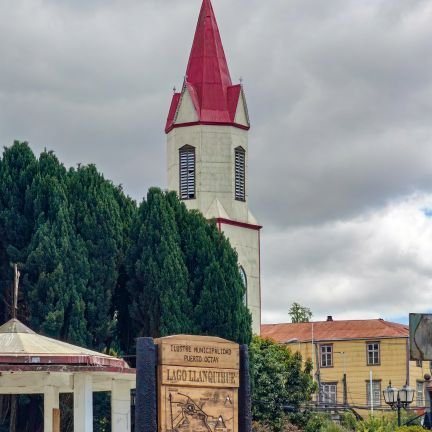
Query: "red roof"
261 319 409 343
165 0 249 133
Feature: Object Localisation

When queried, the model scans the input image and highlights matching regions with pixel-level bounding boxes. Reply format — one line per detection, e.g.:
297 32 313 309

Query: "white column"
74 374 93 432
111 380 131 432
44 386 59 432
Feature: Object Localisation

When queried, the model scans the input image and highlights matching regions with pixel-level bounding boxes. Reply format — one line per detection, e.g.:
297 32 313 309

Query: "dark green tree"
0 143 253 430
67 164 133 350
250 336 316 431
24 150 90 345
126 188 193 340
0 142 38 323
166 191 252 344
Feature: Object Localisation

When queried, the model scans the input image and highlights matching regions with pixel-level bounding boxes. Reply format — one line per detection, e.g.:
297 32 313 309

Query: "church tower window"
235 147 246 201
179 145 196 200
239 266 248 305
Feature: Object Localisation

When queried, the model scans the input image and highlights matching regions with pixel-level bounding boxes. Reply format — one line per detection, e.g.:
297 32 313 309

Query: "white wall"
167 124 261 335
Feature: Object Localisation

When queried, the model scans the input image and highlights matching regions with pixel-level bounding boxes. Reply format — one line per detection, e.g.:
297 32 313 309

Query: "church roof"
0 319 129 368
165 0 250 133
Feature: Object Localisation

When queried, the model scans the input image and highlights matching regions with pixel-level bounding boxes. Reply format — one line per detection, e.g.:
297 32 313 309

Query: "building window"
416 359 423 367
239 266 247 305
320 345 333 367
179 145 195 200
367 342 380 365
366 381 381 407
417 381 424 406
235 147 246 201
320 383 337 405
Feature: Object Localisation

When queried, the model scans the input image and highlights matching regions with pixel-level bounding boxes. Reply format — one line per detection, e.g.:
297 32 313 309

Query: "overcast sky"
1 0 431 325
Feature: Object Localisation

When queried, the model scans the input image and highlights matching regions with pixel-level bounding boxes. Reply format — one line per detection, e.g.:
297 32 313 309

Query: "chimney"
326 316 333 322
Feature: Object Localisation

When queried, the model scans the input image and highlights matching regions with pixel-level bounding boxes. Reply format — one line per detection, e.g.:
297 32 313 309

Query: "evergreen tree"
67 164 132 350
24 150 90 345
126 188 193 339
166 191 252 345
0 142 253 430
0 142 37 322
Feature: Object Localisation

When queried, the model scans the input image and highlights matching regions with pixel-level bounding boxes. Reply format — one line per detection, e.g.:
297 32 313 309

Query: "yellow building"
262 317 428 416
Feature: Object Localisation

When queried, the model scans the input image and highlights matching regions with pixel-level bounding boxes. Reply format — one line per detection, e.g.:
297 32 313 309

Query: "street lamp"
383 381 415 426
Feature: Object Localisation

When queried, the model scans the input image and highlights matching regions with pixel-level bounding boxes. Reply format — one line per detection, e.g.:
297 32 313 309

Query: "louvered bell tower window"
179 145 196 200
235 147 246 201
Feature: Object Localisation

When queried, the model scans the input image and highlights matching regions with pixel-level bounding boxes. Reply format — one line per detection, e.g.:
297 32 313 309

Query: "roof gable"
174 85 199 124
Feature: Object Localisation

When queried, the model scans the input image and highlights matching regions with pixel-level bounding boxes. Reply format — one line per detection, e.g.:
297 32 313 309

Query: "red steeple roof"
165 0 249 133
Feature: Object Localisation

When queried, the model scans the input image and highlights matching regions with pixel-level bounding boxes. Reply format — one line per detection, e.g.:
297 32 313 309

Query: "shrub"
339 412 358 431
395 427 425 432
252 420 301 432
303 413 330 432
321 422 349 432
355 414 396 432
252 421 273 432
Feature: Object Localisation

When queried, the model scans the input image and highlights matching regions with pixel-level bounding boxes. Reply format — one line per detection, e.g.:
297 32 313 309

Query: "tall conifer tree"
126 188 193 339
0 142 37 322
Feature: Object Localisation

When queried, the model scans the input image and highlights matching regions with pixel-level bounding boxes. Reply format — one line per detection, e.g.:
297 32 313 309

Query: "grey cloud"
1 0 431 324
261 195 432 323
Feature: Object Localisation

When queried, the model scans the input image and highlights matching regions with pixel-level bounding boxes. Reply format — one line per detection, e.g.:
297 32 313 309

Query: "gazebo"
0 318 136 432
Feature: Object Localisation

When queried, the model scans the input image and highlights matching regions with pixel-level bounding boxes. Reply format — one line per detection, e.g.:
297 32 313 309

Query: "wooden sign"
159 385 238 432
160 365 239 388
156 335 239 369
156 335 239 432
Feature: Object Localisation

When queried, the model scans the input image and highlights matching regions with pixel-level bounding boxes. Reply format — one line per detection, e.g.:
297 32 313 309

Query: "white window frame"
367 342 380 365
366 380 381 407
179 145 196 200
234 147 246 201
417 381 424 406
320 344 333 368
320 382 337 405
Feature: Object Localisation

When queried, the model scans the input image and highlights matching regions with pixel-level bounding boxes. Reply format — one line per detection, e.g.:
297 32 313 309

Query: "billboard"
410 313 432 361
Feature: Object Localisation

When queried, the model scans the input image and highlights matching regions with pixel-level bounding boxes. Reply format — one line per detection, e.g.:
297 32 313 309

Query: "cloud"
262 193 432 323
0 0 431 324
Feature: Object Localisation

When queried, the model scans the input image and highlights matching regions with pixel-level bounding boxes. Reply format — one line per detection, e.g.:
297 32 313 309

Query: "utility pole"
13 264 20 319
9 264 20 432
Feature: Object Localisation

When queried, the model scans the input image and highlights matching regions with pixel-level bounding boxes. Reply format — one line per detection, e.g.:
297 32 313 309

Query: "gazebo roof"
0 319 128 369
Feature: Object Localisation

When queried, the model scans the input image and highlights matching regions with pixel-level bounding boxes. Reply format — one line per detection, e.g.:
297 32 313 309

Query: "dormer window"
235 147 246 201
179 145 195 200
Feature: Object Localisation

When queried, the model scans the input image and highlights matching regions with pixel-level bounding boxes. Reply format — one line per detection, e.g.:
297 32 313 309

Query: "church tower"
165 0 261 334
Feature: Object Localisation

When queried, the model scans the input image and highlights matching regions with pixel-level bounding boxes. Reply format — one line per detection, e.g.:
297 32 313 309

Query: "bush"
252 420 301 432
395 427 425 432
339 412 358 431
355 414 396 432
321 422 349 432
303 413 330 432
250 336 316 430
252 422 273 432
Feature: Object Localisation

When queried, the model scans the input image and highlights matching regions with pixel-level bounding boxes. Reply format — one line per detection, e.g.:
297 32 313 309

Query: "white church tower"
165 0 261 334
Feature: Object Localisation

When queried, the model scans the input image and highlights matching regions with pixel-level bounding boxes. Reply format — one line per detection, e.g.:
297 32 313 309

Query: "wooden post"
52 409 60 432
239 344 252 432
135 338 157 432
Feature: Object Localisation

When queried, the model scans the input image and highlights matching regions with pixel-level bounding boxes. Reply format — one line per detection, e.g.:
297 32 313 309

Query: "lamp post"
383 381 415 427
